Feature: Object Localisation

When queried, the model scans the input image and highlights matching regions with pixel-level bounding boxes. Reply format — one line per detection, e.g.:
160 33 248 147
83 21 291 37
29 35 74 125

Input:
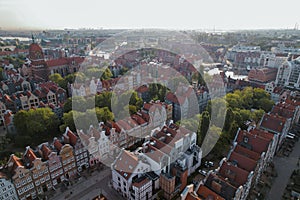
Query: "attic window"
231 160 238 166
243 136 249 143
124 173 128 177
129 165 133 170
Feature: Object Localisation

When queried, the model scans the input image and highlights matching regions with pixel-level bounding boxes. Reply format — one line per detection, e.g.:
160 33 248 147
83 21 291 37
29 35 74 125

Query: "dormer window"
243 136 249 143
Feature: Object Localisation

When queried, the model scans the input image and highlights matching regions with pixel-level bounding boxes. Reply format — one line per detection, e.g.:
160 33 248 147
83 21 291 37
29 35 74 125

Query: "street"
49 167 124 200
266 139 300 200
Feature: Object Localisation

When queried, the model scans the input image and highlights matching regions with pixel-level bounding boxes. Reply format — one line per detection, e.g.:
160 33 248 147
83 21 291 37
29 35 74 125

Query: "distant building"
27 42 84 80
275 56 300 89
248 68 278 83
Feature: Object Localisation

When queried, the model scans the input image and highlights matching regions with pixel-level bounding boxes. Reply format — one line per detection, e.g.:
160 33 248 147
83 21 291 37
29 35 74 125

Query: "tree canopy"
13 108 60 147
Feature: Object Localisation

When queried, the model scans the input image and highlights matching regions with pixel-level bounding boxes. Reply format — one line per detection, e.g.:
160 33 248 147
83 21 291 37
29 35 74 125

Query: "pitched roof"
64 128 78 146
205 173 237 200
197 185 225 200
260 113 287 134
8 154 24 171
23 146 37 164
234 145 260 161
218 161 249 187
236 129 272 154
46 57 84 67
113 150 139 180
228 151 257 172
40 144 52 160
53 138 63 151
271 102 296 119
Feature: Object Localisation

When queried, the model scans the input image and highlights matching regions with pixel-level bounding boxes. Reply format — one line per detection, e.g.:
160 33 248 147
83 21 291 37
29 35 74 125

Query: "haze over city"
0 0 300 30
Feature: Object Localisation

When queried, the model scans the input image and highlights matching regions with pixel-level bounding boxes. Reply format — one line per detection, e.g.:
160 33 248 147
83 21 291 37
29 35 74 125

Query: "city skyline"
0 0 299 30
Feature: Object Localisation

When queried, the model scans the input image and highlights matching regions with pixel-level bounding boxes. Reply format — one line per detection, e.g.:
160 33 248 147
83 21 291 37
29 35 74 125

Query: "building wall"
31 159 52 196
13 167 36 200
159 174 176 199
60 145 77 179
48 152 64 186
0 178 18 200
131 179 152 200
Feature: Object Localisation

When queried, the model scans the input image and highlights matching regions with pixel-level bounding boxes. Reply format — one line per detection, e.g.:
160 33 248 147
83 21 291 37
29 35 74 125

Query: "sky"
0 0 299 30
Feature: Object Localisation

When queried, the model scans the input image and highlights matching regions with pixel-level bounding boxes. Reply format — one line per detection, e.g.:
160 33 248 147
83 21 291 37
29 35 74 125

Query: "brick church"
26 40 84 81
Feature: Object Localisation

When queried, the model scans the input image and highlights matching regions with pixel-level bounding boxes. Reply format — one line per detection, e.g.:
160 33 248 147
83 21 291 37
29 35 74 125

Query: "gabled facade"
53 140 77 179
63 127 89 172
38 143 64 187
7 155 36 200
23 147 52 196
111 150 151 199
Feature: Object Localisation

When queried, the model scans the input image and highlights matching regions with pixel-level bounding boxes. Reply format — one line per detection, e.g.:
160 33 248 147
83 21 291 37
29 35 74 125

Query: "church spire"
31 34 35 43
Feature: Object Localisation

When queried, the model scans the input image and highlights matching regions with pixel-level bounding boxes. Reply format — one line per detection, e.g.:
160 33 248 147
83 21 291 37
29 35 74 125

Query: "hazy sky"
0 0 299 30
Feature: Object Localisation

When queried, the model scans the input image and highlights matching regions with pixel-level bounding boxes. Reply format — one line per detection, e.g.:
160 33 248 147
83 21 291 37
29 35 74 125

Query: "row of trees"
179 87 273 159
61 90 143 131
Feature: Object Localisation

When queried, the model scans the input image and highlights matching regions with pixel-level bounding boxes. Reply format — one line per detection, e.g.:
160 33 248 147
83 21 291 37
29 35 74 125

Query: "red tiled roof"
53 139 63 151
65 129 78 146
111 122 121 133
260 113 287 134
136 85 148 93
197 185 225 200
234 145 260 161
131 114 147 125
117 120 132 131
186 192 201 200
46 57 84 67
24 147 37 163
229 151 257 172
271 103 296 119
29 43 42 53
166 92 179 104
236 129 272 154
144 144 165 163
89 126 101 140
9 154 24 170
219 161 249 187
41 144 52 160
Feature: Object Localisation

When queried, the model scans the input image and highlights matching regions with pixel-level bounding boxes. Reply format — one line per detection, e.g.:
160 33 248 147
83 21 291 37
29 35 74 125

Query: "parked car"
204 161 214 168
198 169 207 176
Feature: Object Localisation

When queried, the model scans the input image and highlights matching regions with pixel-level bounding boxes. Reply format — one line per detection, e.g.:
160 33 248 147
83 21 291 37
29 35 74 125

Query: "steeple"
31 34 35 43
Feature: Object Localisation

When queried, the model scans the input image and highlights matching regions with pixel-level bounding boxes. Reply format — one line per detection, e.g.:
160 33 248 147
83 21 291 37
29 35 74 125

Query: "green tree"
200 111 210 144
95 107 114 122
49 73 64 84
14 108 60 146
60 111 75 132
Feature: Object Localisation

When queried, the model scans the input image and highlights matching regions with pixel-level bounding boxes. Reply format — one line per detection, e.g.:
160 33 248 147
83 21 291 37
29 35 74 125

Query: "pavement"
49 166 124 200
266 139 300 200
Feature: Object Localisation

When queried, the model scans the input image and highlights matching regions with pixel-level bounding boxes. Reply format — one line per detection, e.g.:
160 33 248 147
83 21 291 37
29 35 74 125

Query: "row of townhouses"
0 100 174 200
0 67 67 128
181 91 300 200
0 127 89 200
